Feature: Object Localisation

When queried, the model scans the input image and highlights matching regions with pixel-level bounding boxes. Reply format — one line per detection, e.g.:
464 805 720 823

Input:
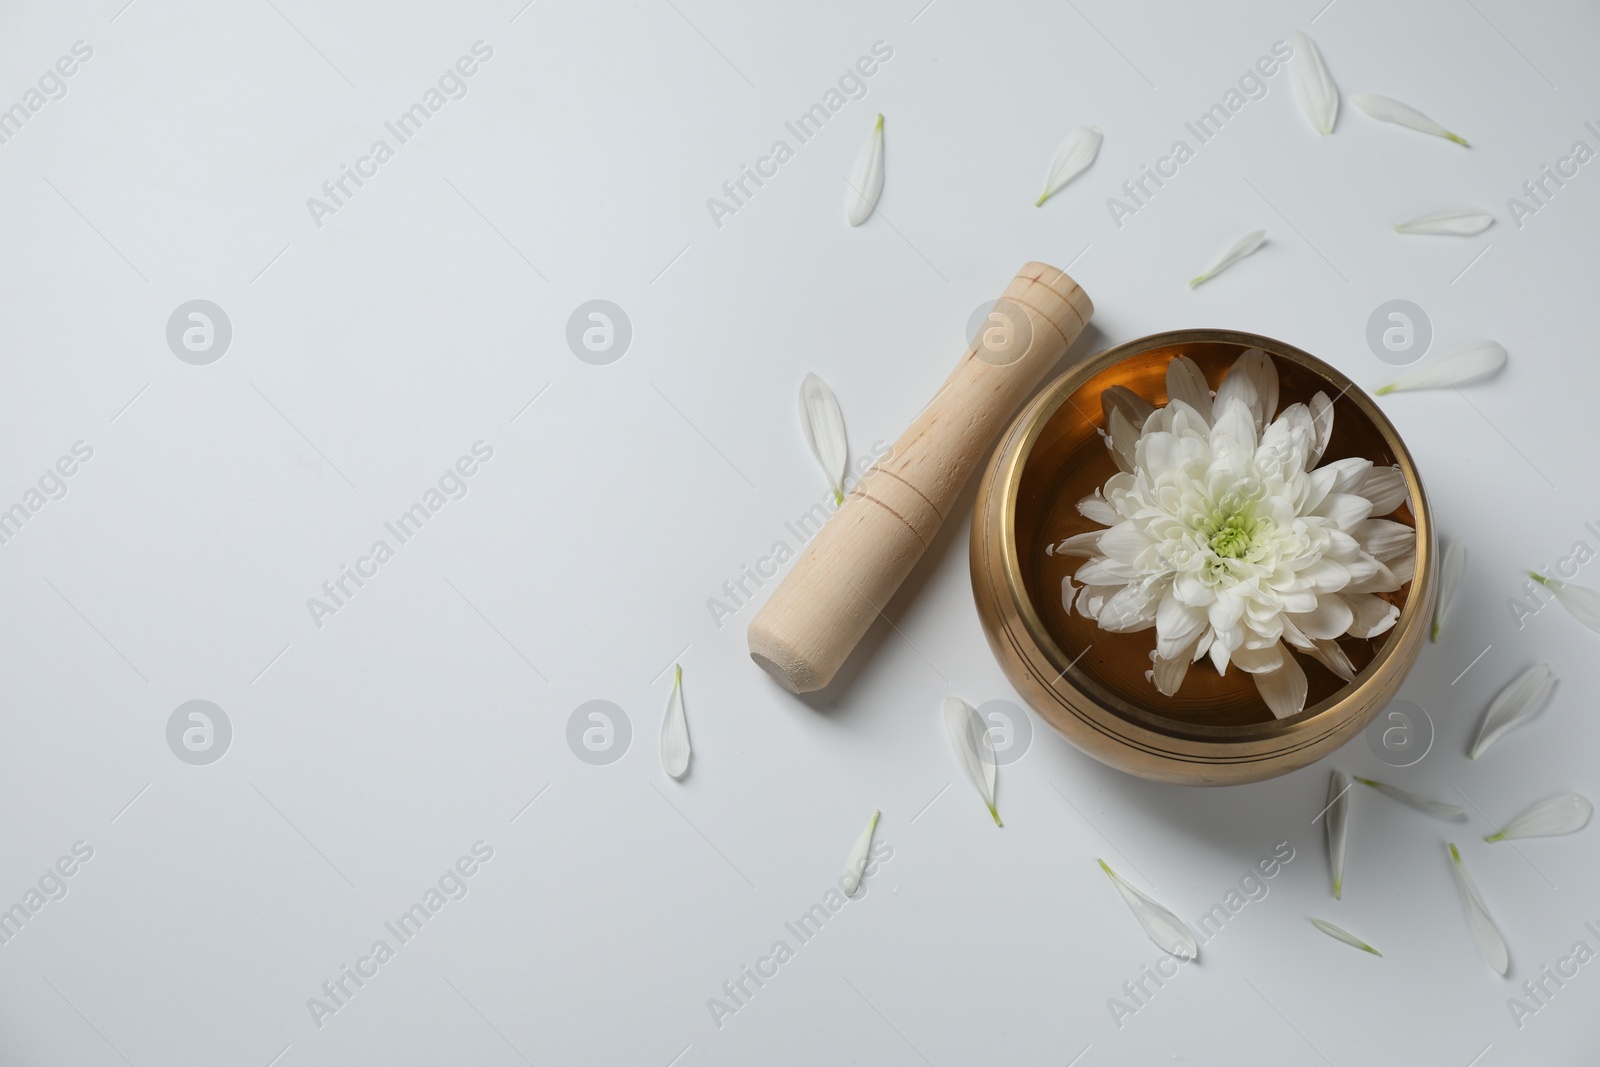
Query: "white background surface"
2 0 1599 1063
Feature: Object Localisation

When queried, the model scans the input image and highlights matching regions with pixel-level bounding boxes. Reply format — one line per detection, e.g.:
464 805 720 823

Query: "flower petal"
1358 466 1408 514
1469 662 1557 760
1448 843 1509 975
1052 530 1104 558
1256 647 1308 718
1106 405 1139 473
1309 916 1382 956
798 372 849 504
1155 595 1207 660
1325 769 1350 898
1290 597 1355 641
1150 651 1191 696
1210 396 1259 456
845 114 885 226
1036 125 1102 206
1354 776 1466 819
1096 581 1161 632
1078 490 1120 526
1313 492 1375 533
1231 641 1285 674
660 664 691 779
1357 519 1416 562
1432 538 1466 642
1102 385 1155 438
841 809 881 896
1214 347 1278 431
1377 342 1506 395
1190 229 1266 288
1307 391 1335 469
1099 859 1198 960
1532 573 1600 634
1306 638 1356 682
1395 208 1494 235
1344 593 1399 637
1289 31 1339 135
943 696 1000 826
1351 92 1468 146
1166 355 1213 419
1486 794 1593 842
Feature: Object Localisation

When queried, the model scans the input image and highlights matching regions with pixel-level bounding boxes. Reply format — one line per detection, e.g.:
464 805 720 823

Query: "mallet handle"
748 262 1093 693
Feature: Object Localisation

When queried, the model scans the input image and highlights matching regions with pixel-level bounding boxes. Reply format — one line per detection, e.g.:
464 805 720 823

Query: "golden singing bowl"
971 329 1435 785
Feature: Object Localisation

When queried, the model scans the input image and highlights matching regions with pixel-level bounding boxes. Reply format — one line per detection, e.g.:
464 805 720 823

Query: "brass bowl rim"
995 327 1433 745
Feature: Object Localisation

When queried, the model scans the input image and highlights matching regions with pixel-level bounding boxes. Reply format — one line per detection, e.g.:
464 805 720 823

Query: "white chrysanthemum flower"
1056 350 1415 718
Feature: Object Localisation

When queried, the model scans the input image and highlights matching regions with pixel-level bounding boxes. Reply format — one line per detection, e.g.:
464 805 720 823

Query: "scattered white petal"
1325 769 1350 899
1448 842 1509 975
1469 662 1557 760
798 372 849 504
660 664 691 779
1351 92 1468 146
845 114 885 226
1531 573 1600 634
1189 230 1266 288
1355 776 1466 819
1309 916 1382 956
1036 125 1102 207
1432 538 1466 642
842 809 881 896
943 696 1000 826
1376 342 1506 395
1100 859 1198 960
1289 31 1339 135
1487 794 1593 842
1395 208 1493 236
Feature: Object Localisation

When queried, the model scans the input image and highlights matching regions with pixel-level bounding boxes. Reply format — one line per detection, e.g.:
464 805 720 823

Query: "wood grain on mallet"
747 262 1094 693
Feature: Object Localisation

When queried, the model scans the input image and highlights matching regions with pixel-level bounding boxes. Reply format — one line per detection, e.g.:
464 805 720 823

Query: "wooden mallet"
748 262 1094 693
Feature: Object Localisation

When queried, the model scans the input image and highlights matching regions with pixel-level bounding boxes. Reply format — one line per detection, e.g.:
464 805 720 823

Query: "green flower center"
1207 514 1256 559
